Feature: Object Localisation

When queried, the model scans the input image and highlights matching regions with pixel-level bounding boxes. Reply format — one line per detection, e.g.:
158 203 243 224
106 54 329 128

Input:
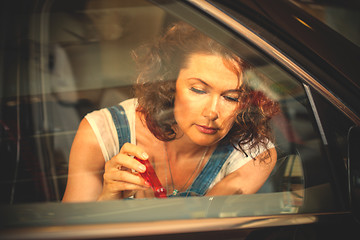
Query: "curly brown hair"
133 22 279 156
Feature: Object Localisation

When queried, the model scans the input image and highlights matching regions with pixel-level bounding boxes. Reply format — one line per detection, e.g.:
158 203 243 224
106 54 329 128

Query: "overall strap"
107 105 131 150
185 144 234 196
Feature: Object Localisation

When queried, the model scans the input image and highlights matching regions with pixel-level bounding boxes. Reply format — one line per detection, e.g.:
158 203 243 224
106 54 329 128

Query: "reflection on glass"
290 0 360 46
0 0 338 224
62 21 280 201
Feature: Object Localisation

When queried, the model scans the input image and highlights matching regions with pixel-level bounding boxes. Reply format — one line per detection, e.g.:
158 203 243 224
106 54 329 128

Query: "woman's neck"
165 137 214 162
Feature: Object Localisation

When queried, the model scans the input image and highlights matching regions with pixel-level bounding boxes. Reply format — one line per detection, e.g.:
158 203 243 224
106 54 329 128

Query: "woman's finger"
107 153 147 173
104 168 150 187
101 179 149 198
111 181 149 192
120 142 149 160
100 143 152 200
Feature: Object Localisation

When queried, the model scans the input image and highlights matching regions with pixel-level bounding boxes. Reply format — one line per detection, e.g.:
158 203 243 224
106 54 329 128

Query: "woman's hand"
97 143 151 201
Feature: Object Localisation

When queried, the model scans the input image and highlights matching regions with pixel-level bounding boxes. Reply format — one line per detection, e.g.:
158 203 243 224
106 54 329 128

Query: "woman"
62 22 279 202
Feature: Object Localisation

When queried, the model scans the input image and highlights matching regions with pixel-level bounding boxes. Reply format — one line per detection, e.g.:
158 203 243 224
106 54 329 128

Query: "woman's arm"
62 118 105 202
62 118 151 202
206 148 277 196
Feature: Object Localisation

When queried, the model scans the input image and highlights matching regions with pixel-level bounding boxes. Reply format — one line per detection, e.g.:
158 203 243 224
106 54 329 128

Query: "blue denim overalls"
108 105 233 197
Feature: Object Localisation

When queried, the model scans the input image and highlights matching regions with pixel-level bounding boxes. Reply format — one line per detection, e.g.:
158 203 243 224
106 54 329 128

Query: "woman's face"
174 53 243 147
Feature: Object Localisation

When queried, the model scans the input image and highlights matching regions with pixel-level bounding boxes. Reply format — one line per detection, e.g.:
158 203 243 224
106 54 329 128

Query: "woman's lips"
196 125 218 134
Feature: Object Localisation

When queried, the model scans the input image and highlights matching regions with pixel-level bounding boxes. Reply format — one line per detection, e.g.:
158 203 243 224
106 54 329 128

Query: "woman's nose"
202 96 219 121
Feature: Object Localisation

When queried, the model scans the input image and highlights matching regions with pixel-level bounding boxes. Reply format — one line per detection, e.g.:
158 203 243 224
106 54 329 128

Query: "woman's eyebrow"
188 78 210 86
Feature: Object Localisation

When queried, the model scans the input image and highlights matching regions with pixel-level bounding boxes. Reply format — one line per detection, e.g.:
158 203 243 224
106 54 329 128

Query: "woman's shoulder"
85 98 137 123
84 98 139 161
119 98 138 111
225 140 275 174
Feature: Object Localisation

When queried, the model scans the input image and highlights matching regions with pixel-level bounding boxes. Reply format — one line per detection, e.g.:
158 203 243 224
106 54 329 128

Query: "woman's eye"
190 87 206 94
224 95 240 102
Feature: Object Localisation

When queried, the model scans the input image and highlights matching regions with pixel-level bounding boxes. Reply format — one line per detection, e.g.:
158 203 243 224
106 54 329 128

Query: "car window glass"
290 0 360 47
0 0 344 231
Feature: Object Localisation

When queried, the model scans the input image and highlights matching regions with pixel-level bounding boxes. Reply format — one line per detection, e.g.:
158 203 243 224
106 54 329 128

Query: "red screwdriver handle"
135 157 167 198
